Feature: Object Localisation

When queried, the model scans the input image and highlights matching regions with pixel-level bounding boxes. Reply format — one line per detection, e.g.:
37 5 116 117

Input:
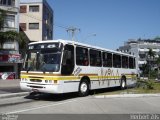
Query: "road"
0 79 160 120
0 93 160 119
0 80 24 94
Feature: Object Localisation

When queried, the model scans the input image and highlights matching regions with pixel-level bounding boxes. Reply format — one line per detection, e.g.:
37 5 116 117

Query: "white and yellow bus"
20 40 137 96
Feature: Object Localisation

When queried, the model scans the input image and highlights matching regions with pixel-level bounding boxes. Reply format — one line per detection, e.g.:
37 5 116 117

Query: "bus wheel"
78 80 89 97
120 78 126 89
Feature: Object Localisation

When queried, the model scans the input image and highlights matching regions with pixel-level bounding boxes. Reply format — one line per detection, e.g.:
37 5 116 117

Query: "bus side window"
102 52 107 67
103 52 112 67
113 54 121 68
76 46 89 66
61 45 74 75
129 57 134 69
90 49 102 67
133 58 136 69
122 56 128 68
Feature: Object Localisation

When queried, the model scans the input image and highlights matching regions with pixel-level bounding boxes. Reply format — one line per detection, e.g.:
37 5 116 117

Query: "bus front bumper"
20 82 63 94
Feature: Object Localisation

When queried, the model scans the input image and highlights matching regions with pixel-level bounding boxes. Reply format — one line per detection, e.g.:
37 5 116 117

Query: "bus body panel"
20 40 138 94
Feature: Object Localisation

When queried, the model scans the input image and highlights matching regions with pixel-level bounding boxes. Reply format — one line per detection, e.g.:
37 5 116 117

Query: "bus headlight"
54 80 58 84
49 80 53 83
45 80 48 83
21 78 28 82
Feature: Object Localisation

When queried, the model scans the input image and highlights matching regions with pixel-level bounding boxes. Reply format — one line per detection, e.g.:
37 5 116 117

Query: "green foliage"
148 48 155 59
150 70 157 79
140 64 149 76
0 8 28 50
136 80 155 90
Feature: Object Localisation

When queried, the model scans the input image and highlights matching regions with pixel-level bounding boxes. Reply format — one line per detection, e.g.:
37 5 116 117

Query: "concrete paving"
0 79 20 88
0 79 25 97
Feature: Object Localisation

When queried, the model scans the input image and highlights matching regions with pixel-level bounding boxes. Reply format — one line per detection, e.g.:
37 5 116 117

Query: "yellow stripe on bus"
21 74 136 81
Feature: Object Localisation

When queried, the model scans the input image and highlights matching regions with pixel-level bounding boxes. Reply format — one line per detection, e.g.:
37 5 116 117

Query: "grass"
97 80 160 95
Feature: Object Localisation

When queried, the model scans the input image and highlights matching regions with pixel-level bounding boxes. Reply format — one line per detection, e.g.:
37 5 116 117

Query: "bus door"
61 44 75 75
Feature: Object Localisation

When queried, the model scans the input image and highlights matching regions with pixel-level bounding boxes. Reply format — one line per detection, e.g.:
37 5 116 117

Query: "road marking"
7 99 78 114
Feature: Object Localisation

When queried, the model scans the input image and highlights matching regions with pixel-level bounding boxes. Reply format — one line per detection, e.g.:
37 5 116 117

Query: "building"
118 39 160 74
19 0 53 42
0 0 21 79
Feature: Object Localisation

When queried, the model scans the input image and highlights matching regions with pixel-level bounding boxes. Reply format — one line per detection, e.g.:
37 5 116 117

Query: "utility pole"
66 27 80 41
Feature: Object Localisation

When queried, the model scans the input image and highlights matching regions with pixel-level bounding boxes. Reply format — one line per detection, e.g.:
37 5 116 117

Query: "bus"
20 39 137 96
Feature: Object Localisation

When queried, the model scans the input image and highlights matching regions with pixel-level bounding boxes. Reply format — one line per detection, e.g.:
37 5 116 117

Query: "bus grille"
27 85 44 88
30 79 42 82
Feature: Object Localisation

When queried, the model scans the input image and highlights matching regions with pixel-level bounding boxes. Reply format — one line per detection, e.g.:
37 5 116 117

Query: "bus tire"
78 79 89 97
120 77 127 89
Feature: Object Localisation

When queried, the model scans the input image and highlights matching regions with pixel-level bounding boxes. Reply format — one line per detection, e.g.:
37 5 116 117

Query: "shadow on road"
24 92 79 101
24 87 121 101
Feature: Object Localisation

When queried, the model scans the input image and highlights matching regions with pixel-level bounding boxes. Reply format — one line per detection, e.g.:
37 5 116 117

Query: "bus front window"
24 51 61 72
40 53 61 72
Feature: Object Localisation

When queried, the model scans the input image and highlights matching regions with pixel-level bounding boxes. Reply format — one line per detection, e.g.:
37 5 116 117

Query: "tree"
148 48 155 59
140 63 149 78
0 9 28 51
147 48 156 78
156 56 160 79
0 30 19 48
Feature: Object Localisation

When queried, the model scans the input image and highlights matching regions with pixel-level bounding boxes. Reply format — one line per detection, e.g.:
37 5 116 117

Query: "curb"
94 94 160 98
0 79 20 81
0 92 29 99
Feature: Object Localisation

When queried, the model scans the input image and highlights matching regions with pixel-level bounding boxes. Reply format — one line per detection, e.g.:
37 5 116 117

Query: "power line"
66 26 80 41
20 13 81 41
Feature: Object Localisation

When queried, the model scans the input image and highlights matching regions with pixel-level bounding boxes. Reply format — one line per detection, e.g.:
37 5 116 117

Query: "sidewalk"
0 79 29 99
0 79 26 94
0 79 20 88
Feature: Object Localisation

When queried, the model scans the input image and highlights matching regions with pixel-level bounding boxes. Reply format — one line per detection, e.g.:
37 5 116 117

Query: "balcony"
0 27 18 32
0 6 19 13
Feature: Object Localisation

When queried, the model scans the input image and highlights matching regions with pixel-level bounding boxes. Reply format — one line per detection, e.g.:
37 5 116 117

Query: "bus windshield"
23 43 62 72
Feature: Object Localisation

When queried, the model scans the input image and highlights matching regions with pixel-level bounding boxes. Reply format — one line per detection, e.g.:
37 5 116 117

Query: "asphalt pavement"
0 79 24 94
0 80 160 120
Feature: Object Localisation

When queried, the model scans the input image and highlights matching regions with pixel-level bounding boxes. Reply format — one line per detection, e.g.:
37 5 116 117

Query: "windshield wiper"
41 62 46 74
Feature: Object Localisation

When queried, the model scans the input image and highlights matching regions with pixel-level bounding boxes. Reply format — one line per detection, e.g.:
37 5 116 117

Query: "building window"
29 23 39 29
4 15 15 28
20 5 27 13
0 0 6 5
0 0 15 6
29 5 39 12
20 23 26 31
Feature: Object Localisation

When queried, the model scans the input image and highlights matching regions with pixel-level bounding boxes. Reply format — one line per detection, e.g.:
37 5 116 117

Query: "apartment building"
19 0 53 42
0 0 21 79
118 39 160 73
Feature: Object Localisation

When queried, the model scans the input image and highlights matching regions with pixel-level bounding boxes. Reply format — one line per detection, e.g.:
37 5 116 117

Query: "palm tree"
147 48 155 78
140 63 149 78
156 56 160 79
148 48 155 59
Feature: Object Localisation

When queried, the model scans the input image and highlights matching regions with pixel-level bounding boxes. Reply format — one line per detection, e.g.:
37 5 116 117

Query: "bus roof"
29 39 135 57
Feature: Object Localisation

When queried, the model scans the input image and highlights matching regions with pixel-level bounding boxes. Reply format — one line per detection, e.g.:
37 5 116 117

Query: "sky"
47 0 160 50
